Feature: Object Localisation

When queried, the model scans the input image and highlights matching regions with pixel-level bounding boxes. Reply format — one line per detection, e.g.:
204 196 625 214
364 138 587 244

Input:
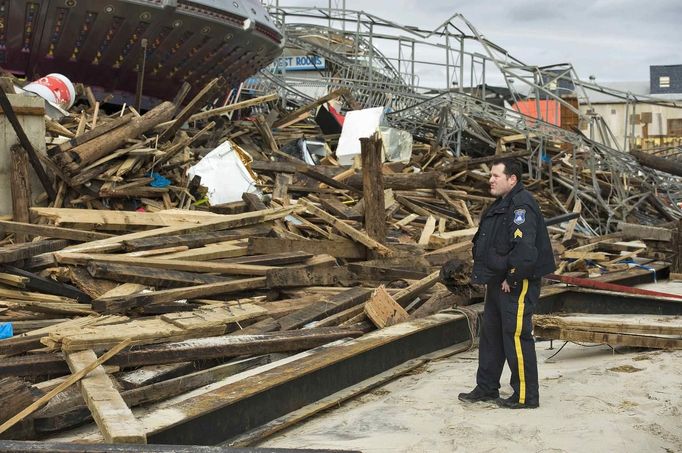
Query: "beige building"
580 79 682 150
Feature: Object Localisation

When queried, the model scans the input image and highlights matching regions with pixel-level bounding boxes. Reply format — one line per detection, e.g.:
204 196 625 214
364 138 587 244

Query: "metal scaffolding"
248 5 682 231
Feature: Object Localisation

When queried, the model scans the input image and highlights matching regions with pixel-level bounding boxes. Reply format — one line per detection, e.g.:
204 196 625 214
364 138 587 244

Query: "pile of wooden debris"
0 76 680 447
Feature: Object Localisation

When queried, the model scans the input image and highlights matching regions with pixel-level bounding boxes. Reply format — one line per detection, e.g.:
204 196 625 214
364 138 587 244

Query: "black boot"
458 386 499 403
495 395 539 409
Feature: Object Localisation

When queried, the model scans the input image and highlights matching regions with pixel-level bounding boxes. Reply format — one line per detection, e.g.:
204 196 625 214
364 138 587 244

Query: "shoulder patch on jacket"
513 209 526 225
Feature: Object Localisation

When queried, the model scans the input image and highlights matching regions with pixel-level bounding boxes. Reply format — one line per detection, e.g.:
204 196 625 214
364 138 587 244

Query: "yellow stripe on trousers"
514 279 529 404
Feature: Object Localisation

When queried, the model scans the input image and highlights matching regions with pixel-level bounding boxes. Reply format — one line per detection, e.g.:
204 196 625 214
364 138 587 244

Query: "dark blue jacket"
471 183 555 285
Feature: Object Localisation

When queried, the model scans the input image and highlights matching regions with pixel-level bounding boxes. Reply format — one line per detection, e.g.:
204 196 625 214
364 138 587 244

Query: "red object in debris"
545 274 682 300
328 104 345 126
512 100 561 126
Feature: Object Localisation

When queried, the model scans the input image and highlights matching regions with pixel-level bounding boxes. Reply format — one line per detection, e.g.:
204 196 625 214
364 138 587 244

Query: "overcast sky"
271 0 681 85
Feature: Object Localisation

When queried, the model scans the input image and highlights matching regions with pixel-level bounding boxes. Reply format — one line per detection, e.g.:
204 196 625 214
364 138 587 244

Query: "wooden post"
360 132 385 245
672 220 682 274
9 145 31 243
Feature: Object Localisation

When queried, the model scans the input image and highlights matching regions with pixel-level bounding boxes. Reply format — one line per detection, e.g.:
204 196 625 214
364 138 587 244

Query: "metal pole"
459 37 464 92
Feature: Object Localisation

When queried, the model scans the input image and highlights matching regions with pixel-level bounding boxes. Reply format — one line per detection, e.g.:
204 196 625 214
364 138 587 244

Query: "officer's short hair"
492 158 522 181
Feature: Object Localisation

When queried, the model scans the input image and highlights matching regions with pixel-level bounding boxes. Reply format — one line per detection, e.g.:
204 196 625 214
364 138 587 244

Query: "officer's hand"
501 280 511 293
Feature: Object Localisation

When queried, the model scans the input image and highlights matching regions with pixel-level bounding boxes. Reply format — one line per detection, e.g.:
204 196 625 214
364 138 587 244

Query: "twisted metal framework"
248 5 682 231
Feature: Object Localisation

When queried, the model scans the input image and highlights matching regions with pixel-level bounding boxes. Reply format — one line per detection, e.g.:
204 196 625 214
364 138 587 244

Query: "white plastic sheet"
187 141 260 205
378 126 413 163
336 107 385 165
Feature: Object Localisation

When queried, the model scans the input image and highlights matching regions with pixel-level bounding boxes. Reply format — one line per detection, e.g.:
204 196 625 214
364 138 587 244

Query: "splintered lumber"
265 255 339 288
347 172 446 190
364 286 409 328
0 240 71 264
0 339 131 436
65 349 146 444
47 304 267 351
300 199 393 257
0 317 126 356
62 205 302 255
273 88 350 128
0 265 91 302
31 208 225 229
58 252 273 276
0 91 55 200
618 222 672 242
52 102 175 175
393 270 442 307
534 314 682 336
92 278 267 314
427 227 478 248
122 226 270 251
533 324 682 349
361 133 386 244
318 196 362 221
0 220 112 242
50 312 476 445
562 199 582 242
36 356 272 433
86 263 230 288
277 286 373 331
2 329 365 377
0 377 39 425
158 77 223 143
159 92 279 125
9 146 31 243
248 237 366 259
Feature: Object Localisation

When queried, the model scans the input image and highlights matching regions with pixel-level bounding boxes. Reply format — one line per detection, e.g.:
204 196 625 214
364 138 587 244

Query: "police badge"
513 209 526 225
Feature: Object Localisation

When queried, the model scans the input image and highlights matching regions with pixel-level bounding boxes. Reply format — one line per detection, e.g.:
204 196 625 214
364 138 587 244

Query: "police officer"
457 157 555 409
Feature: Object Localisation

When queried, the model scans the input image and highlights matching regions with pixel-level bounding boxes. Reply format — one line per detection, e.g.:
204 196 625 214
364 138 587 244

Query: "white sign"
273 55 326 71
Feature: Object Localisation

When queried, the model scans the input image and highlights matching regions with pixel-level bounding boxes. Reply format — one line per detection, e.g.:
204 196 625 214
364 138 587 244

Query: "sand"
262 280 682 452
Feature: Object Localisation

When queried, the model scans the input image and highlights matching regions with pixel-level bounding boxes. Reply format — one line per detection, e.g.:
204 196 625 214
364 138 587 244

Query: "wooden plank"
9 145 31 243
0 265 91 302
35 356 272 433
0 240 71 264
0 220 112 242
87 263 231 288
418 216 437 246
428 227 478 248
92 278 267 314
152 240 248 261
618 222 672 242
300 199 394 257
65 349 146 444
273 88 350 128
393 270 441 307
0 339 131 436
265 255 341 288
47 304 267 352
121 226 269 252
58 205 302 255
361 133 386 244
318 196 362 221
534 326 682 349
277 287 373 331
157 92 279 125
533 314 682 336
159 77 223 143
562 199 582 242
248 237 366 259
364 286 409 328
56 252 274 276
